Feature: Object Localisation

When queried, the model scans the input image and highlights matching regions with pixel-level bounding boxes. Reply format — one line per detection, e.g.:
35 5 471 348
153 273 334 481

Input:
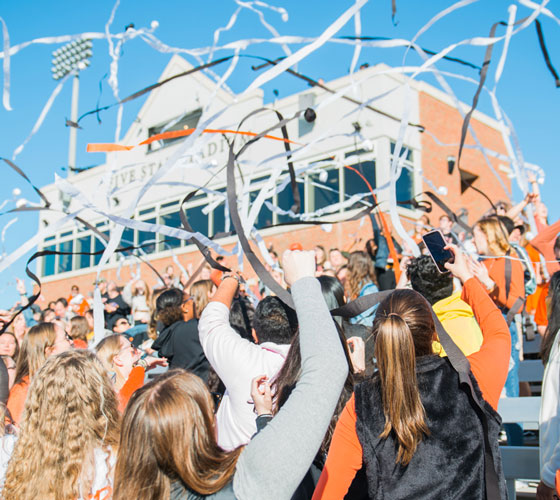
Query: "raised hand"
443 244 474 284
468 258 495 291
282 250 316 287
347 337 366 374
251 375 272 416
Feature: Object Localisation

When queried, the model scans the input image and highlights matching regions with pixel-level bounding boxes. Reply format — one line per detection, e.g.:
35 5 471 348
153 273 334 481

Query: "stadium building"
37 55 512 300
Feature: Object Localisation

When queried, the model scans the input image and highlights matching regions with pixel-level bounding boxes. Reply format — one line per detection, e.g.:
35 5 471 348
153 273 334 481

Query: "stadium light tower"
51 39 93 177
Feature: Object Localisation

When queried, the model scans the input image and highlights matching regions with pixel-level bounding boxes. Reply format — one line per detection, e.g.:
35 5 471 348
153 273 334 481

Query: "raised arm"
233 251 348 500
198 274 262 384
445 245 510 410
531 219 560 276
506 192 537 221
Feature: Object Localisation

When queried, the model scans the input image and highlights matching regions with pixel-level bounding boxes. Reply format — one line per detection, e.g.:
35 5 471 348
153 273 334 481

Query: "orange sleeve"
531 219 560 276
7 380 29 425
117 366 145 413
312 394 363 500
462 278 511 411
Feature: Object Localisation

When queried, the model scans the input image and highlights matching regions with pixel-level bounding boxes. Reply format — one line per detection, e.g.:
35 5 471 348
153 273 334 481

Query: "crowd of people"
0 178 559 499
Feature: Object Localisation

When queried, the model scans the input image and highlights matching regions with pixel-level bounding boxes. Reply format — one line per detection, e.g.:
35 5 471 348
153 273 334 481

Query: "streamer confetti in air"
0 0 558 331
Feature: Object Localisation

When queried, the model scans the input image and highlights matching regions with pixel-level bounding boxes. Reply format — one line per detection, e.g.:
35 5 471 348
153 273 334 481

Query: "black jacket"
355 355 506 500
152 319 210 382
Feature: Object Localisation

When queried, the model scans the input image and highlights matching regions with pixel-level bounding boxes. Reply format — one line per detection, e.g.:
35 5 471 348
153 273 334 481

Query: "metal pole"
68 73 79 177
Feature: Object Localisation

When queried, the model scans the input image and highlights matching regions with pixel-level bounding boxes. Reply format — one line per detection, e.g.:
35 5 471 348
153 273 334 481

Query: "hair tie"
387 313 401 320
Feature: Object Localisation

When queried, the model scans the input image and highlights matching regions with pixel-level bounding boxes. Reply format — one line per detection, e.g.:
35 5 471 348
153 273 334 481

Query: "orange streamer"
344 164 401 282
87 128 299 153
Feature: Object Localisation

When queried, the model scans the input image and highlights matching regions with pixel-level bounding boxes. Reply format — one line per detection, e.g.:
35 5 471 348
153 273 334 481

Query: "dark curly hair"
155 288 185 327
252 297 298 345
406 255 453 305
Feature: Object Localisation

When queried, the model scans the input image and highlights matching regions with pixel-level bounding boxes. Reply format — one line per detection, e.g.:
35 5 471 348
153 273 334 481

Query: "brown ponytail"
373 289 434 465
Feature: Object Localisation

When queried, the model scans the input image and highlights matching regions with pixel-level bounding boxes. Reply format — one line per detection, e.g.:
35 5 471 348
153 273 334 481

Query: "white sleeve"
198 302 263 385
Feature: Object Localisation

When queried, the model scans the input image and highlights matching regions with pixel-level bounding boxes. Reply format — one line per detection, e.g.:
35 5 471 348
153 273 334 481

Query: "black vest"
354 355 506 500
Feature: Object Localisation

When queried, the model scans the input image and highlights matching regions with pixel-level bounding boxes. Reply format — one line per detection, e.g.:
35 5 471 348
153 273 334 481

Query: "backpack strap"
505 297 525 327
505 250 512 301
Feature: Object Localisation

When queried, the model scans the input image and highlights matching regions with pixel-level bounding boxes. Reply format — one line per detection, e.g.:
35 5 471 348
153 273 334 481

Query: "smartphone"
422 229 454 273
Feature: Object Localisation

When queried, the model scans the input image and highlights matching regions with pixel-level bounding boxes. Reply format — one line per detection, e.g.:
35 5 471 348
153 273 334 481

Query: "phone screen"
422 230 454 273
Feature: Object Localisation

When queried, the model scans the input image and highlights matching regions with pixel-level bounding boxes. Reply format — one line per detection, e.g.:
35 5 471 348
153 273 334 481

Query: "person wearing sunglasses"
112 317 131 334
152 289 210 382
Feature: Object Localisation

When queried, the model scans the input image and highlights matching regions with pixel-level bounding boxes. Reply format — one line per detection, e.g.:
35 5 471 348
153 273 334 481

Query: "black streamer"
535 19 560 88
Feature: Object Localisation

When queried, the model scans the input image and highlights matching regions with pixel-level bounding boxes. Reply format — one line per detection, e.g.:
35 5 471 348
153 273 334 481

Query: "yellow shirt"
432 291 483 357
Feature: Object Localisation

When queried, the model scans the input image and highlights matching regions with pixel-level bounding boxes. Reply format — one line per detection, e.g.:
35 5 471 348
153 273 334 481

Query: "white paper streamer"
12 74 70 160
0 17 11 111
244 0 368 94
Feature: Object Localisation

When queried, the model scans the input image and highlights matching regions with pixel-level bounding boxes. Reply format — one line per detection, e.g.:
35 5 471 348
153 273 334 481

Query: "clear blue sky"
1 0 559 306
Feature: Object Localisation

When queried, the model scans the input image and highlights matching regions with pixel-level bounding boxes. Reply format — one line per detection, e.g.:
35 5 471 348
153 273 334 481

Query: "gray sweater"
232 277 348 500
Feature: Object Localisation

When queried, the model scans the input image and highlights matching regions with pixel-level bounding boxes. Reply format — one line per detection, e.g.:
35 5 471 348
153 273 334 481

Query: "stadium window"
76 235 92 270
396 168 415 209
390 141 414 161
57 239 74 274
210 193 227 237
121 227 135 248
42 245 56 276
184 203 209 237
137 217 157 254
159 210 183 251
249 190 274 230
147 109 203 153
390 141 416 209
344 160 376 211
93 230 110 265
308 166 340 213
276 177 305 224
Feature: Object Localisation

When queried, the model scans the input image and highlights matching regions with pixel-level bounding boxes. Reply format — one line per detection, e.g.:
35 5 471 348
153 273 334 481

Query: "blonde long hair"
190 279 215 319
113 370 242 500
3 350 120 500
346 251 378 300
373 289 434 465
476 217 510 256
95 334 123 373
13 322 57 386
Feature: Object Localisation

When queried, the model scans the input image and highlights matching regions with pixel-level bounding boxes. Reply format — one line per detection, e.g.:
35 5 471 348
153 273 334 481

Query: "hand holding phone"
442 243 474 284
422 230 454 273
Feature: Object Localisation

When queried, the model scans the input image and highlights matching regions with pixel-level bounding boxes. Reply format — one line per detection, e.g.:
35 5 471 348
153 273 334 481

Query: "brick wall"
39 217 386 303
418 90 510 227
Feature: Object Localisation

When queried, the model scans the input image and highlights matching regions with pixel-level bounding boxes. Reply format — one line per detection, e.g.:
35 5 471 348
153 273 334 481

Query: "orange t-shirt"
483 255 525 312
117 366 145 413
525 244 543 314
312 278 511 500
535 282 550 327
73 338 88 350
7 375 29 425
